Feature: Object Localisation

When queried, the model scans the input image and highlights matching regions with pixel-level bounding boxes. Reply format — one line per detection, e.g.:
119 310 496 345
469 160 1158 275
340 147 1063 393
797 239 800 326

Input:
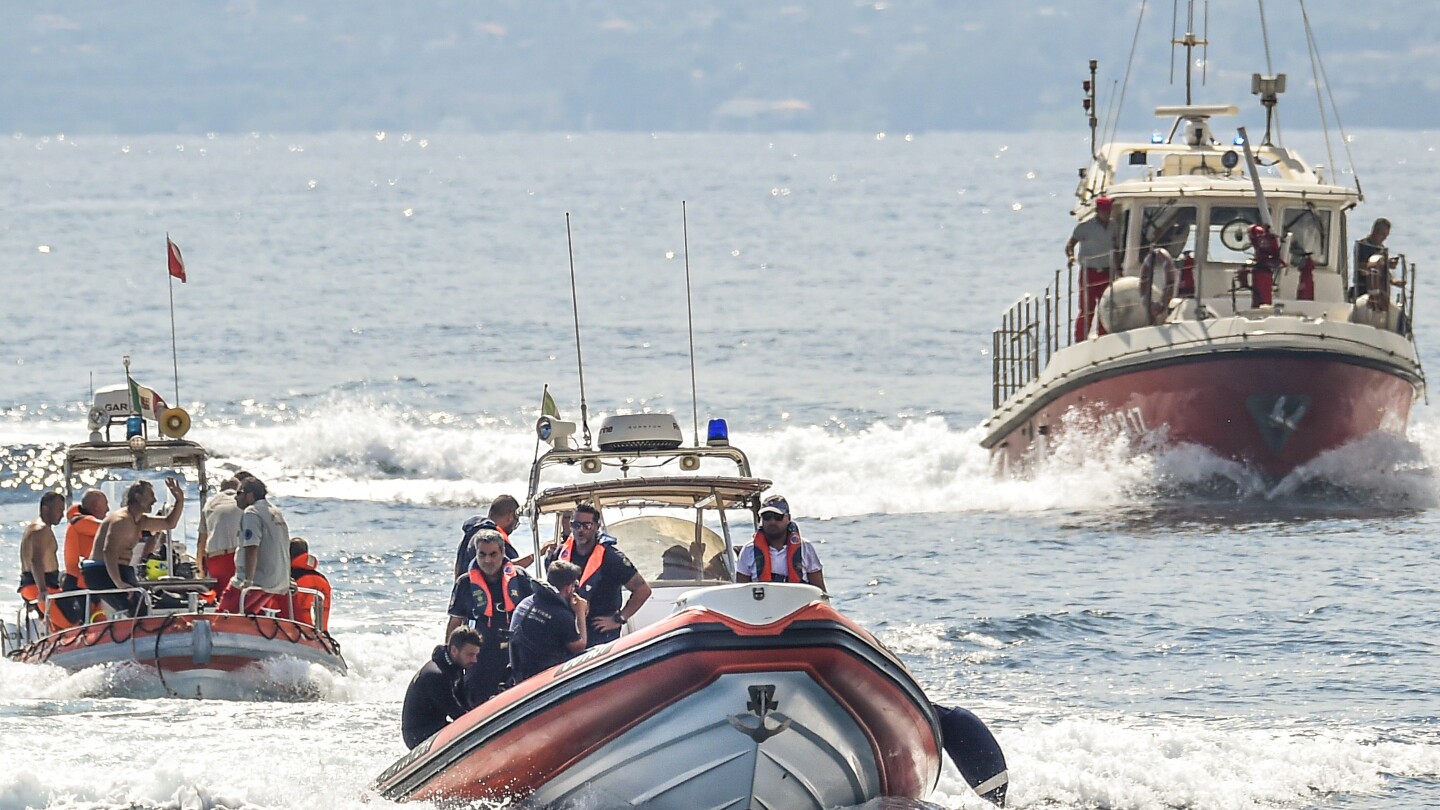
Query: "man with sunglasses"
736 496 826 592
545 502 651 646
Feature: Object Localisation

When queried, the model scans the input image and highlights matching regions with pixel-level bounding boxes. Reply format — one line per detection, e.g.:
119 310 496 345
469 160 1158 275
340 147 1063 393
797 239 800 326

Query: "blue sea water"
1 129 1439 809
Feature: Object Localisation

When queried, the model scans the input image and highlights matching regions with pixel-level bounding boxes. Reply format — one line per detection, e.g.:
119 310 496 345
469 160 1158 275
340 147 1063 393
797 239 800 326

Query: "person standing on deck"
543 502 650 647
447 529 533 705
1065 196 1121 341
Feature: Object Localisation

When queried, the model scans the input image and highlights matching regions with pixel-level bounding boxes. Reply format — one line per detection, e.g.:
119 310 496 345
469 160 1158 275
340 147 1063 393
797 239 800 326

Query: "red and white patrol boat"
375 413 1007 808
2 377 346 699
982 6 1424 481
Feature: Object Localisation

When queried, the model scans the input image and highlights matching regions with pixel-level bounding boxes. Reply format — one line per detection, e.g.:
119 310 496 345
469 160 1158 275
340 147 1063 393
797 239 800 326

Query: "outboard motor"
935 704 1008 806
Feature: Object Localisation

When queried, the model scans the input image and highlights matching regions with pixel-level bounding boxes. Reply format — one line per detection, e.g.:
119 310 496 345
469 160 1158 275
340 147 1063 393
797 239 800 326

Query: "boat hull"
985 349 1417 478
375 587 941 809
9 612 347 699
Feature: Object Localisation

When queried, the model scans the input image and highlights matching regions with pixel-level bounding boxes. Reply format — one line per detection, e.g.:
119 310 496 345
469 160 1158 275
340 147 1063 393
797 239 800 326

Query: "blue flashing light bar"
125 415 144 439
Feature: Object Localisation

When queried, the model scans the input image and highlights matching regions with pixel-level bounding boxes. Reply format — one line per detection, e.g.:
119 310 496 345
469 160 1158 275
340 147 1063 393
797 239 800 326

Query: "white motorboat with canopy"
3 371 346 699
376 410 1007 807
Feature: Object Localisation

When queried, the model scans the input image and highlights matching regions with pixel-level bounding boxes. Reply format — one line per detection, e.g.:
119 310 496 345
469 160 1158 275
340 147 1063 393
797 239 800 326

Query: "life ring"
160 407 191 438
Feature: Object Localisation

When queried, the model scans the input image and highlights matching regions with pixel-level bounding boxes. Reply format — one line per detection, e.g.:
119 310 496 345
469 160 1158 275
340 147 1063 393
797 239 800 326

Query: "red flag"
167 236 187 282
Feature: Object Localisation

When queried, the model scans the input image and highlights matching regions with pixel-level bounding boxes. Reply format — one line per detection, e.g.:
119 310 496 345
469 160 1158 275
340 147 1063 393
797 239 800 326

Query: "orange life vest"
64 505 101 579
556 538 607 591
749 524 807 584
290 553 332 629
466 562 523 619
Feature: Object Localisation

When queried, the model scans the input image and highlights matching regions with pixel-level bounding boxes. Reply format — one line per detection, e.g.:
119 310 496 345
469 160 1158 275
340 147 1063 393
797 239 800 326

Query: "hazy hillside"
5 1 1436 133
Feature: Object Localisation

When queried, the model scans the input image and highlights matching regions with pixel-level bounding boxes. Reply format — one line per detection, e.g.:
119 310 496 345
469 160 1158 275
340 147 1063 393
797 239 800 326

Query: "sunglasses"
760 513 788 521
572 520 596 529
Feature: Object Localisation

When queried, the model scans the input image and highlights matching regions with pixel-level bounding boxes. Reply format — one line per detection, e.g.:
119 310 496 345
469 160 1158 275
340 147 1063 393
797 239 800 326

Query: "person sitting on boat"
85 478 186 618
446 528 533 706
544 502 651 647
1354 217 1395 299
1064 195 1121 341
197 473 251 588
508 560 589 683
401 626 483 749
736 496 827 593
452 494 534 576
62 488 107 594
289 537 333 630
217 478 291 616
18 492 80 630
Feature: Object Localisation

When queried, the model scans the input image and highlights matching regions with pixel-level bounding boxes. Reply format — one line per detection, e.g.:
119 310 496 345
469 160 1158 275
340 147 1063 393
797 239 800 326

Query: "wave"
4 399 1438 515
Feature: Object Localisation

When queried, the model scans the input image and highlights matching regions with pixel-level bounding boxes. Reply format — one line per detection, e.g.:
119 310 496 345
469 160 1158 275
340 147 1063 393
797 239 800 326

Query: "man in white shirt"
196 473 250 585
1064 195 1121 341
735 496 825 592
217 478 291 615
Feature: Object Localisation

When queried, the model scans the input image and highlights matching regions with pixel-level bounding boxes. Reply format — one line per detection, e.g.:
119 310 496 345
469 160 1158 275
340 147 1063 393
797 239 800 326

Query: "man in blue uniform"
446 529 533 705
453 494 528 576
508 560 588 682
544 502 651 646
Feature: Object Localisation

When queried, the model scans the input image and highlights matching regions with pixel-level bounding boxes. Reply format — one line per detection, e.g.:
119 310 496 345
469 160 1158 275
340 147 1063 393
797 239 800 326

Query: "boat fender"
192 618 213 665
1097 277 1164 333
935 703 1008 807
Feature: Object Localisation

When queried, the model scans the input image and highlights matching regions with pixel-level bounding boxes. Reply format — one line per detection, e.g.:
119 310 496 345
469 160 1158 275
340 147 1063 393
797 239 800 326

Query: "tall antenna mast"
565 214 592 449
681 202 700 447
1171 0 1209 104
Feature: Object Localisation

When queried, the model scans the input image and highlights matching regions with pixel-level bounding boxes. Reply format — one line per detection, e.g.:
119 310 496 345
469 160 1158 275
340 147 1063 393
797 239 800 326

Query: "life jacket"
749 523 807 584
63 504 101 580
466 562 525 620
556 538 607 594
290 553 332 628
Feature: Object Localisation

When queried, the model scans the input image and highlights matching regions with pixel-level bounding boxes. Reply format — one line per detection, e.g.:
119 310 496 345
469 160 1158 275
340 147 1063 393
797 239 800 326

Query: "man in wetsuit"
543 502 650 647
508 560 588 682
86 479 186 617
18 492 79 628
446 529 533 705
401 626 482 749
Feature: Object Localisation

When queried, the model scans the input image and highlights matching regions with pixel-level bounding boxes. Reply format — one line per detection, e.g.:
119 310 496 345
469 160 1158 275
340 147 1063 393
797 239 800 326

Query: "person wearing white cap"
735 496 826 593
1064 195 1121 341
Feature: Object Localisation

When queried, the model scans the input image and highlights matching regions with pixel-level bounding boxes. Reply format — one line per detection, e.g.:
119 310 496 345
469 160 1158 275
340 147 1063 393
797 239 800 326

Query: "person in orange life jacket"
543 502 651 646
452 494 534 577
62 488 107 592
18 492 80 629
735 496 826 592
508 560 588 682
446 529 533 706
1065 195 1121 341
289 537 332 630
401 626 482 749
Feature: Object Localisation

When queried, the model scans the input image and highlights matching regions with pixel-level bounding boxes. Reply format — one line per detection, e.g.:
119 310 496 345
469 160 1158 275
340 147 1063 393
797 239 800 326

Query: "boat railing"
4 586 155 649
238 584 328 628
992 268 1074 408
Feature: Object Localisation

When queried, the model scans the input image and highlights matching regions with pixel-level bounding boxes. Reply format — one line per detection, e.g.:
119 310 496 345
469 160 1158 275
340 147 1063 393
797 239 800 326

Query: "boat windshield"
1141 203 1198 258
1205 205 1265 263
1282 206 1332 266
606 515 732 585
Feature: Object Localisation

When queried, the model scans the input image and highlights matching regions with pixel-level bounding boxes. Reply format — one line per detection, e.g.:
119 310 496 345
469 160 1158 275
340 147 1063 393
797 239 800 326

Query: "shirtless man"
19 492 76 628
85 479 185 616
